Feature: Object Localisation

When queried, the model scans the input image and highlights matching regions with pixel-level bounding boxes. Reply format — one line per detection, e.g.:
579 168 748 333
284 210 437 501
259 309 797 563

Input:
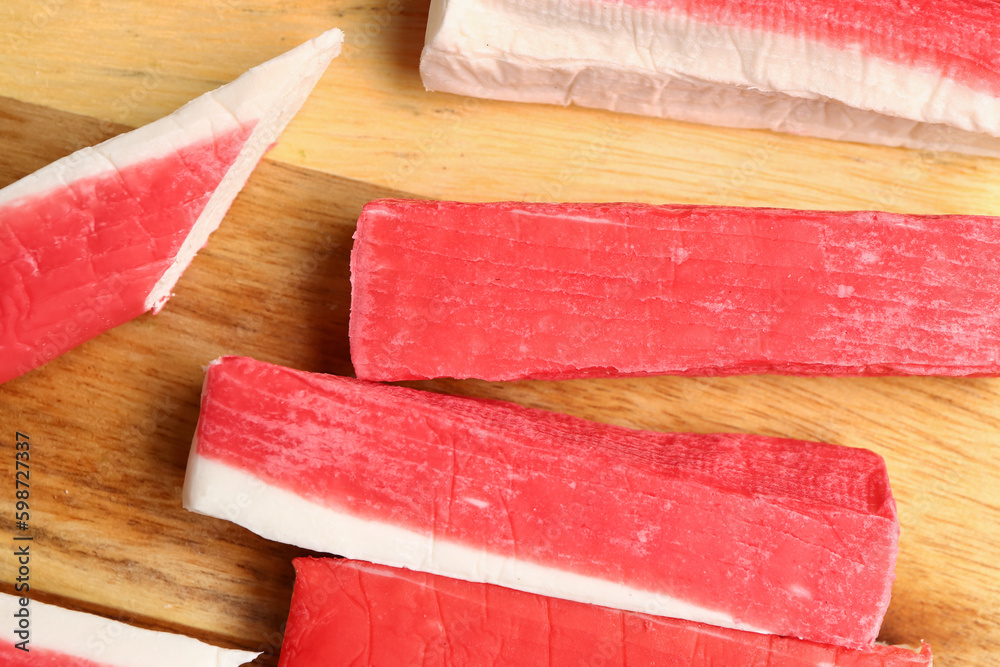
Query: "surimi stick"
0 29 342 385
184 356 899 649
0 593 258 666
421 0 1000 156
350 199 1000 381
279 557 933 667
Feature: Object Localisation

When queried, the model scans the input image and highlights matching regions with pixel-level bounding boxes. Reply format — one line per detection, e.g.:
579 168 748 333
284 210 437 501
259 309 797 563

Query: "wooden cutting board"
2 1 999 664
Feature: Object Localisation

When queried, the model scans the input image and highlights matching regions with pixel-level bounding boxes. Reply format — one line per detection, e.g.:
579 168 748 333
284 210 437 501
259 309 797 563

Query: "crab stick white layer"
0 593 258 667
182 356 898 648
421 0 1000 155
184 451 757 634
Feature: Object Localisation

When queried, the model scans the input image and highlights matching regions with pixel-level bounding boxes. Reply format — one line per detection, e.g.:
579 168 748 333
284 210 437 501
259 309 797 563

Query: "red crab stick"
279 558 932 667
350 199 1000 381
0 29 342 385
184 356 899 649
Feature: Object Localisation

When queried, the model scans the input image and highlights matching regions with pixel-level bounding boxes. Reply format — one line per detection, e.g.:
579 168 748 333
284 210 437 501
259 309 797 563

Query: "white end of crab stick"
144 28 344 311
421 0 1000 155
0 593 259 667
183 356 898 649
0 30 342 385
184 449 760 635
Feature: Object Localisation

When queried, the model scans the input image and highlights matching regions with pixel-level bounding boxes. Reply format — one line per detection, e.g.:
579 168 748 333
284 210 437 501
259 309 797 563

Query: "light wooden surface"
1 1 999 664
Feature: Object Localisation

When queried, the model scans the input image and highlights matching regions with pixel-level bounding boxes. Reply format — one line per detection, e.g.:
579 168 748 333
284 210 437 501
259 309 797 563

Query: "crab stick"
351 199 1000 381
279 557 932 667
0 29 342 384
184 356 899 648
421 0 1000 156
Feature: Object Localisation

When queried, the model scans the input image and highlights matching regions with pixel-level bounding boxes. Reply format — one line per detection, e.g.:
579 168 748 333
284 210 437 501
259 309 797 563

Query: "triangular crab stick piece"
0 592 258 666
421 0 1000 156
0 29 343 385
279 558 933 667
350 199 1000 381
184 356 899 649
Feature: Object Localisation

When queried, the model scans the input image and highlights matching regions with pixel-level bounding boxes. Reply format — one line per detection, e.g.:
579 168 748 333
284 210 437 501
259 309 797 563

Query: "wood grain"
4 0 1000 212
1 2 999 664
